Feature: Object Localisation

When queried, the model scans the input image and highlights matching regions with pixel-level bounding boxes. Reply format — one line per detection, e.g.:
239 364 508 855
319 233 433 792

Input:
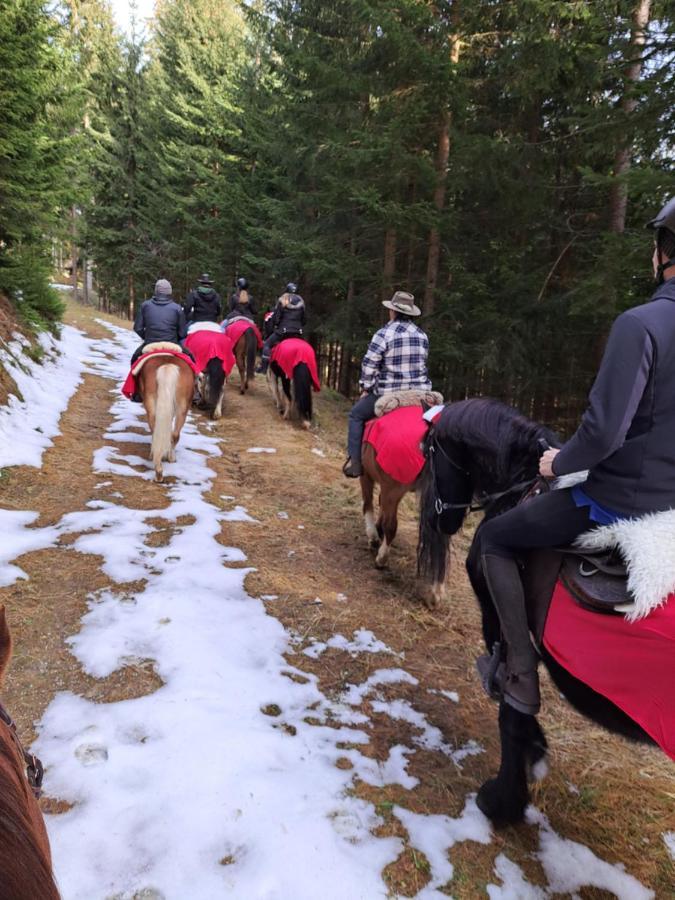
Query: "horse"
222 317 262 395
0 606 59 899
137 355 195 481
266 338 320 428
417 397 665 826
184 325 235 420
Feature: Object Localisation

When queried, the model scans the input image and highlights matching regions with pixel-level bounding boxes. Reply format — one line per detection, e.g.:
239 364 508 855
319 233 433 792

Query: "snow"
0 325 90 468
0 510 58 587
428 688 460 704
247 446 276 453
664 831 675 861
303 629 397 659
311 447 326 457
488 854 546 899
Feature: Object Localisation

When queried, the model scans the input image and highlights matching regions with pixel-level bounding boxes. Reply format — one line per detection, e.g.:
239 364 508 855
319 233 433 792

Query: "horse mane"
0 725 58 899
435 398 559 486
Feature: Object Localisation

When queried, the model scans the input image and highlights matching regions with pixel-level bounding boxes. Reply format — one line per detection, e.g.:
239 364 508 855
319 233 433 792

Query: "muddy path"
0 300 673 897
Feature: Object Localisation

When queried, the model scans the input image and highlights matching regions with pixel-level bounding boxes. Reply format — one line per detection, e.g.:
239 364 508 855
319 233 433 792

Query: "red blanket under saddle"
184 330 235 377
363 406 428 485
271 338 320 391
223 318 263 349
544 581 675 760
122 349 198 400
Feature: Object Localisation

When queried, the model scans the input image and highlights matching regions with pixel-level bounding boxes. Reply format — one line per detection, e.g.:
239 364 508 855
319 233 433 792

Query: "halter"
0 702 44 800
427 433 539 515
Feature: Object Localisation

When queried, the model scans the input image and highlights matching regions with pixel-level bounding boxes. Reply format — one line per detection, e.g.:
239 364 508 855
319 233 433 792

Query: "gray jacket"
553 277 675 515
134 296 187 345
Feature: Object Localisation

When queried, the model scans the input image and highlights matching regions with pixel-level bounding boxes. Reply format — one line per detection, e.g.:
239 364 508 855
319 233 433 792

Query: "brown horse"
0 606 59 899
137 356 195 481
233 328 258 394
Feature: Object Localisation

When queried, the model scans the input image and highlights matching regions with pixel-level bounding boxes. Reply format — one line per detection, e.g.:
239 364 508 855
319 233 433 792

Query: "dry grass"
0 299 672 895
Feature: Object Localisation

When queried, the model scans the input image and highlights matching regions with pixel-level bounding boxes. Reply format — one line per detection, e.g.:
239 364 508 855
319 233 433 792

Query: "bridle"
0 701 44 800
426 431 542 515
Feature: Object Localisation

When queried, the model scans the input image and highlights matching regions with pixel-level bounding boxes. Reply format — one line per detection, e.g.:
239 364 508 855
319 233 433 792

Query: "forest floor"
0 299 673 899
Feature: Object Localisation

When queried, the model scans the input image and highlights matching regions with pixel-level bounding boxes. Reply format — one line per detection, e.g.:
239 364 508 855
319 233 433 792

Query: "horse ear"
0 606 11 685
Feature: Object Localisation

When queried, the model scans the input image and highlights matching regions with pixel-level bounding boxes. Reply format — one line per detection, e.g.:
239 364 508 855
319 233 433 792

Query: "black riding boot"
477 553 540 715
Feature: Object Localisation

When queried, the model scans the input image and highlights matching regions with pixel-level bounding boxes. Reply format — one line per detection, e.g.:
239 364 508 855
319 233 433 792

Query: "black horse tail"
204 357 225 408
416 460 450 585
245 328 257 381
292 362 313 422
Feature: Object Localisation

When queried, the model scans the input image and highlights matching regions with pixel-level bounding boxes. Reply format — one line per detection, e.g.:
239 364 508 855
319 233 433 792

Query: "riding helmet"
647 197 675 283
237 276 248 289
286 282 298 294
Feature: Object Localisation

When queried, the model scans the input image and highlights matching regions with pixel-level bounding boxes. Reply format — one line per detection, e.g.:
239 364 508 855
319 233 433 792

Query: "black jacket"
184 287 222 324
553 277 675 515
272 293 305 334
228 290 257 320
134 296 187 344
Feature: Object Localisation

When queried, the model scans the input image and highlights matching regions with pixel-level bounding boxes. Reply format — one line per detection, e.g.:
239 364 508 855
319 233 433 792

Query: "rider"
183 274 222 325
476 196 675 717
259 283 306 373
226 276 257 321
132 279 188 364
343 290 431 478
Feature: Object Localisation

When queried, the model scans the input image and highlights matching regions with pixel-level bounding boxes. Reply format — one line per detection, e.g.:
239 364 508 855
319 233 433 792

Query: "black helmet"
198 273 214 285
286 282 298 294
647 198 675 284
237 276 248 289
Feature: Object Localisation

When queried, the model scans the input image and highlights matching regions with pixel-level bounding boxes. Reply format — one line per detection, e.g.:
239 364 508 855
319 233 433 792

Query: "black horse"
417 397 655 825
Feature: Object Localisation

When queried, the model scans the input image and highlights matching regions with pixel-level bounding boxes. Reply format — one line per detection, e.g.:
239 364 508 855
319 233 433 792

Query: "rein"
427 434 539 515
0 702 44 800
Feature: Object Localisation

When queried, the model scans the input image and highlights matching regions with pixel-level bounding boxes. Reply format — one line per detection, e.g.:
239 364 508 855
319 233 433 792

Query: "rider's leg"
259 332 281 374
344 393 377 478
477 487 593 714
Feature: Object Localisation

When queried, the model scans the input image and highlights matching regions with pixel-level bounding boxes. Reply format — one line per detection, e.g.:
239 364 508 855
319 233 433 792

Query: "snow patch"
247 447 276 453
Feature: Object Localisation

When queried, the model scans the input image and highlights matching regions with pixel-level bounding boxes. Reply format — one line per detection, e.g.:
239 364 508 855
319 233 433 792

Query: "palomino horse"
223 317 261 394
0 606 59 899
267 338 319 428
417 398 673 825
137 354 195 481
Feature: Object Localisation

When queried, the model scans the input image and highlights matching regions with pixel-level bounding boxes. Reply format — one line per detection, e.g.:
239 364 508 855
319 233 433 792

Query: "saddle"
374 389 444 417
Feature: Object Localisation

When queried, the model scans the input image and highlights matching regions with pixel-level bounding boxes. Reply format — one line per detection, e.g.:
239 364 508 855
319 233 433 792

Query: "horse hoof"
423 592 437 611
302 420 311 430
476 777 527 827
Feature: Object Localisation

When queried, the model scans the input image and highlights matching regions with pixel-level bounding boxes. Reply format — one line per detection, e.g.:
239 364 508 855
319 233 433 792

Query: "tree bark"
71 206 78 302
381 227 397 303
607 0 652 234
128 271 136 320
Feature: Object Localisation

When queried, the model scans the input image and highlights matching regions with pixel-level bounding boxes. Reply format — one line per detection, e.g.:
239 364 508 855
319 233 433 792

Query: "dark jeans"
262 330 302 362
347 393 378 463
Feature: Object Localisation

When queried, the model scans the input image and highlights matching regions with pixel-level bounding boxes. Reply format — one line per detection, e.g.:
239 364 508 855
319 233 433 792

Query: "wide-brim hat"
382 290 421 317
198 273 214 285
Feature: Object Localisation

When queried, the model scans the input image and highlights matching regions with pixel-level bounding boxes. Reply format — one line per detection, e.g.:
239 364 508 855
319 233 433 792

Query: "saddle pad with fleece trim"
122 349 198 399
271 338 320 391
544 580 675 760
184 329 235 377
188 321 222 334
224 317 263 349
363 405 430 486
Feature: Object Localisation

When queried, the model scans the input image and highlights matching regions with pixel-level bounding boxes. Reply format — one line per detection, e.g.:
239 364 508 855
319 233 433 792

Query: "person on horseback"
226 276 257 321
343 291 431 478
259 283 306 374
183 274 222 325
132 279 188 363
476 196 675 717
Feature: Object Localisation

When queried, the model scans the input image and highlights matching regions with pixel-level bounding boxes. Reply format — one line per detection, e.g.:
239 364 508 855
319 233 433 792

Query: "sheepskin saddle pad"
131 342 184 377
562 509 675 622
374 389 444 417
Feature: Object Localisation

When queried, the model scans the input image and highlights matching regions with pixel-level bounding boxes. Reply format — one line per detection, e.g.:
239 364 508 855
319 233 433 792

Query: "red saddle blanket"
184 330 235 377
544 581 675 760
363 406 428 485
122 349 198 399
271 338 320 391
223 318 263 349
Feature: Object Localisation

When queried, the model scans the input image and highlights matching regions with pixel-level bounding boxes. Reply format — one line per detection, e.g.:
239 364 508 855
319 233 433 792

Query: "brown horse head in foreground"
0 607 59 899
138 356 195 481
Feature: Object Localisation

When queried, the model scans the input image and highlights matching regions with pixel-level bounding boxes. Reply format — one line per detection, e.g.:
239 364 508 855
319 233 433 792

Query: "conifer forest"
2 0 674 429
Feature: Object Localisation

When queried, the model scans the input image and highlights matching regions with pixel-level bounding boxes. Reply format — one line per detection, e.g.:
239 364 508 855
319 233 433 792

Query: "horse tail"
152 364 178 472
293 362 313 424
416 461 450 585
245 328 257 381
205 357 225 408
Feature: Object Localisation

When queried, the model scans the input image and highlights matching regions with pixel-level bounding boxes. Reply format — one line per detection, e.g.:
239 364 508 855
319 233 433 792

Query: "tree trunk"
128 271 136 320
381 228 397 302
71 206 78 302
82 254 89 305
607 0 652 234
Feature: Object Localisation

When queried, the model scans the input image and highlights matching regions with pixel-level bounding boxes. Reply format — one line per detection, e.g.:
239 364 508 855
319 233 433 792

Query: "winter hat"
382 290 421 317
154 278 172 297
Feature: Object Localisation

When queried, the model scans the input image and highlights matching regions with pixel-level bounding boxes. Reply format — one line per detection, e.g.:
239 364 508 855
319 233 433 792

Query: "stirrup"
342 456 362 478
476 641 505 701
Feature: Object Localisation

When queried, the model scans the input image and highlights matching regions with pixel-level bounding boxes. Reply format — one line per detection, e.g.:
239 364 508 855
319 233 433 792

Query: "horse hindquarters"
245 328 257 389
292 362 312 428
152 365 179 480
204 357 225 419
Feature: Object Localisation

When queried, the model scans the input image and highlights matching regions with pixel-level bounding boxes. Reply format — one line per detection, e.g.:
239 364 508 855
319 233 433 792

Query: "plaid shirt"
359 320 431 395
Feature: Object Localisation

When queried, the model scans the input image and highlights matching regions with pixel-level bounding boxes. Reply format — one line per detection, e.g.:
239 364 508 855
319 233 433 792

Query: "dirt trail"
0 301 673 896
